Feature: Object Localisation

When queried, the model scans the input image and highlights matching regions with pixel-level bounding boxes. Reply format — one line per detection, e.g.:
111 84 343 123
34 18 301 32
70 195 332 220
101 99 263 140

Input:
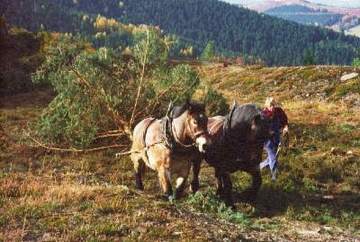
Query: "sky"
224 0 360 8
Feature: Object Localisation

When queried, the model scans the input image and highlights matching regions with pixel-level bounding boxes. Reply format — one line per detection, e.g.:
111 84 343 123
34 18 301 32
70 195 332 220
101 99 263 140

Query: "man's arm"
276 107 288 132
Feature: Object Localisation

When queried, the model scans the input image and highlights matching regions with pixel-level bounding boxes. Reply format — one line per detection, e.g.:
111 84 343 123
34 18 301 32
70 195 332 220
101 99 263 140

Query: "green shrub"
200 41 216 61
302 177 318 193
339 124 356 133
186 190 251 225
352 57 360 67
334 80 360 98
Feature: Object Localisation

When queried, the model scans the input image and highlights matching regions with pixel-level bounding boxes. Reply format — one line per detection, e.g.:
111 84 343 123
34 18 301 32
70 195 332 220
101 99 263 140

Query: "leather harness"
222 102 237 143
141 110 199 159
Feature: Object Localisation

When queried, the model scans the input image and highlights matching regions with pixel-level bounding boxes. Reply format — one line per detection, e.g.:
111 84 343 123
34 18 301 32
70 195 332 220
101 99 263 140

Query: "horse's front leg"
158 166 173 200
190 159 202 193
244 166 262 202
174 161 191 199
222 173 234 207
215 168 223 196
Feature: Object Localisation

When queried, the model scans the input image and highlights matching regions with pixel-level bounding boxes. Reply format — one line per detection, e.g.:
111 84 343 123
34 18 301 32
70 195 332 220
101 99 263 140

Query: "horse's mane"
224 103 262 140
171 101 205 118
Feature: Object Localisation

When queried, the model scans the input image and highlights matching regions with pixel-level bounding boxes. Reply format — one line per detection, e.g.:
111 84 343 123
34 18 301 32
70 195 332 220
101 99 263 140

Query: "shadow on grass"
252 186 359 226
229 184 360 229
228 121 360 224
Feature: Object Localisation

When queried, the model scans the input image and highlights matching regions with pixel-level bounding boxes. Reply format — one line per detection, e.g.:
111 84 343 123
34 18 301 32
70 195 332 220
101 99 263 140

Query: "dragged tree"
30 26 226 151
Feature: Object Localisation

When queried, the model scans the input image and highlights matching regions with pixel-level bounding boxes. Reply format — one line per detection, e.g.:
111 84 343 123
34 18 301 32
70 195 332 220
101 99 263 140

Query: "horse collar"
162 115 176 150
162 115 194 152
222 103 237 140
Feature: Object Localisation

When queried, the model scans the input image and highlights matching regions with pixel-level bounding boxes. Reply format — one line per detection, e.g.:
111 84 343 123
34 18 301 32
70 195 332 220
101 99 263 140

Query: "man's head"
264 97 277 111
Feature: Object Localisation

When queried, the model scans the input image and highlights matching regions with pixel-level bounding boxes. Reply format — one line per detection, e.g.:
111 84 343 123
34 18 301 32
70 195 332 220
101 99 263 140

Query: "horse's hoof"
227 202 236 210
241 190 258 203
160 194 173 201
220 192 234 208
190 181 199 194
224 198 235 208
216 188 223 196
168 195 175 202
174 188 187 200
135 185 144 191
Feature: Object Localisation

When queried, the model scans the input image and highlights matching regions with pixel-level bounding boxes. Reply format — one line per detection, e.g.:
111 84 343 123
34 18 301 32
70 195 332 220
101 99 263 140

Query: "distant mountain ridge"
1 0 360 66
265 4 343 26
234 0 320 12
237 0 360 36
234 0 360 16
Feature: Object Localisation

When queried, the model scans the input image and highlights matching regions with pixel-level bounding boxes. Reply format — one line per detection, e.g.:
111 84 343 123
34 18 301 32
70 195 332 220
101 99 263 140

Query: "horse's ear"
231 100 238 108
228 100 237 114
166 101 174 117
185 98 191 111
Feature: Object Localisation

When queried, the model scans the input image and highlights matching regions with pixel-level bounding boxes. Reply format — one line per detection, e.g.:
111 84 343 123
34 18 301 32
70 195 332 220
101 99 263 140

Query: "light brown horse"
130 101 210 200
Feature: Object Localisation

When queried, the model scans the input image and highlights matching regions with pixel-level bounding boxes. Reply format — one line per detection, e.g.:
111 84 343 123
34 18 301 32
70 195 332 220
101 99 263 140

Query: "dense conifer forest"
1 0 360 65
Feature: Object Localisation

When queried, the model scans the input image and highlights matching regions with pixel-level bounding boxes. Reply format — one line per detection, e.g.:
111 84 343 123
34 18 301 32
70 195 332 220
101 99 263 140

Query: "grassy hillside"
1 65 359 241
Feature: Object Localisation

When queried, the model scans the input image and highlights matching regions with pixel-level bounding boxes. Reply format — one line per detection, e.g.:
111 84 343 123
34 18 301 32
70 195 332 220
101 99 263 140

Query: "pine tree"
201 41 215 61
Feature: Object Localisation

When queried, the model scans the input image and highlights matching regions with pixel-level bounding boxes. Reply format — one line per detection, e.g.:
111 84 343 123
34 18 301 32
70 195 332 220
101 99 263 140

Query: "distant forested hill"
265 4 343 26
1 0 360 66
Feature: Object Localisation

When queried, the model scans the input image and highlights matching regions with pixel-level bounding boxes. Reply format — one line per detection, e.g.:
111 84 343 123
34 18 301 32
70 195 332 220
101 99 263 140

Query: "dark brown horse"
191 103 272 206
130 101 210 200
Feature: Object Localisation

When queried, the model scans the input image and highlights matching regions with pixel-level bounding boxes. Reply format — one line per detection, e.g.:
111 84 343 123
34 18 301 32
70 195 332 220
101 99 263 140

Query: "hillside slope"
199 64 360 105
1 0 360 66
1 65 359 241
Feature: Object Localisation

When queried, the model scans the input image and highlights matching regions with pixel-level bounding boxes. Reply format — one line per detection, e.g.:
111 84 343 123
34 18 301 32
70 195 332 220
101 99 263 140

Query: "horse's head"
250 113 272 143
171 100 211 153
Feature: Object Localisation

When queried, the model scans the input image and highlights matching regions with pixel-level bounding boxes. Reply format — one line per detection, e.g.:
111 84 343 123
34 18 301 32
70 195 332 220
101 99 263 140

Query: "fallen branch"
95 132 126 140
97 130 123 135
26 133 127 153
115 149 138 158
115 140 163 158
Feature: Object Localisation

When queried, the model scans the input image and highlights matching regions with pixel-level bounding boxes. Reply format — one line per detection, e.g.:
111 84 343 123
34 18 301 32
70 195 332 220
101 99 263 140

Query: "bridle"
172 114 208 149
